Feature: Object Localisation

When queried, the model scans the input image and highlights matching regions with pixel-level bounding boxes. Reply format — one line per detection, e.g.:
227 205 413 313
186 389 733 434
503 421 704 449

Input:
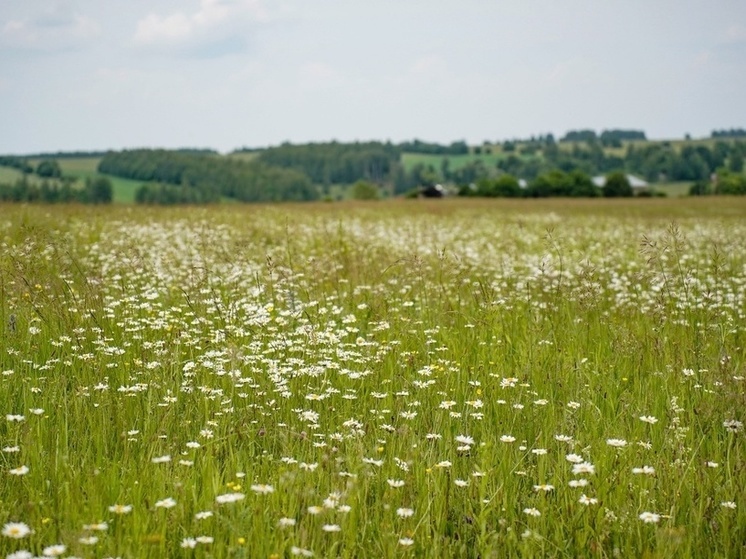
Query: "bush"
603 172 633 197
350 180 379 200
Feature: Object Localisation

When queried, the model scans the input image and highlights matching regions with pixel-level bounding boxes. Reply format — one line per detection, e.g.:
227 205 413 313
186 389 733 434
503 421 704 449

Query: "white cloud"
134 13 193 45
692 51 711 69
298 61 345 91
300 62 335 80
410 55 447 77
724 23 746 43
0 6 100 52
133 0 269 51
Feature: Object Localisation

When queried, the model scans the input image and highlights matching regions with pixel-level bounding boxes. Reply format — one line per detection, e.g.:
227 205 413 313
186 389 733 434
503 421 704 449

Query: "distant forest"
98 149 317 203
1 128 745 203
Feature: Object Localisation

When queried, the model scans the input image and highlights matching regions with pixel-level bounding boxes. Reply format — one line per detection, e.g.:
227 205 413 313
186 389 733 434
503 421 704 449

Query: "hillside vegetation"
1 129 745 203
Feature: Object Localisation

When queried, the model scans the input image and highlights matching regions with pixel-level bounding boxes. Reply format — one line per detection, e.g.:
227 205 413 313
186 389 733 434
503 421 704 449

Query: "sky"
1 0 745 154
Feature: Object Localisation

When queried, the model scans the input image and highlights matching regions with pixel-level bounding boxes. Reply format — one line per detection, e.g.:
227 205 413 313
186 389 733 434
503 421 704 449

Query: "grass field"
651 182 691 197
0 198 743 558
401 152 509 173
0 158 146 204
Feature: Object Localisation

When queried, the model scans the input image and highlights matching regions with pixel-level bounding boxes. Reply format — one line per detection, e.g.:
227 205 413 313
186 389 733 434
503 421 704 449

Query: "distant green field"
401 152 509 173
0 166 23 183
651 182 692 197
1 157 145 203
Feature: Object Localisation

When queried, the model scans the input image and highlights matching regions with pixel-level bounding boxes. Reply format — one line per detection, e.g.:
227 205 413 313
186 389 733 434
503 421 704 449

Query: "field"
401 152 508 173
0 198 744 558
0 159 144 204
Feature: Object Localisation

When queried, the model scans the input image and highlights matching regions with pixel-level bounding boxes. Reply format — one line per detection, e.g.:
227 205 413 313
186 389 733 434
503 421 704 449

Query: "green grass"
0 199 744 558
1 158 145 203
401 152 508 173
0 167 23 184
651 182 692 197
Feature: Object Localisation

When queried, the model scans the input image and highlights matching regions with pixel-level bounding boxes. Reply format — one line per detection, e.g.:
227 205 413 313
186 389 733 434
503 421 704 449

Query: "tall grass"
0 199 743 558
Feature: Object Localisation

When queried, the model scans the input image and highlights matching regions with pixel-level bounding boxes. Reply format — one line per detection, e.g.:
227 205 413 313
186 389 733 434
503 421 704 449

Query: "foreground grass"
0 199 744 558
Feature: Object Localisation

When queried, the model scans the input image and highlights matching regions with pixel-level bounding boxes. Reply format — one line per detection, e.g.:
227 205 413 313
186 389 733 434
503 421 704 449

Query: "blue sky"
1 0 744 154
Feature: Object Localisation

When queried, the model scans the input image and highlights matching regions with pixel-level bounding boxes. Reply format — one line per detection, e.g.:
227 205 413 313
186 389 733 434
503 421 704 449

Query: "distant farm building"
420 184 446 198
592 174 649 190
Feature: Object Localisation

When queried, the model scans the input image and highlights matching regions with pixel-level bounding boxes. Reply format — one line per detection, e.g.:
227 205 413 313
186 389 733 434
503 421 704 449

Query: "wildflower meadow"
0 198 744 558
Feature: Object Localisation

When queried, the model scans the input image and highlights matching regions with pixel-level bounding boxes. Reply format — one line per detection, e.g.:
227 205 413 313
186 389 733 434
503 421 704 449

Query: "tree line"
0 177 112 203
457 170 639 199
711 129 746 139
98 149 318 204
560 129 646 146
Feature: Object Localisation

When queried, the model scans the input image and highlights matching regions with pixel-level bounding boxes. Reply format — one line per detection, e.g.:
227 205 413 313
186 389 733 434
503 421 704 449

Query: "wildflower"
181 538 197 549
195 511 213 520
554 434 573 442
567 401 581 409
572 462 595 475
639 512 660 523
42 544 66 556
6 415 25 422
566 454 584 463
79 536 99 545
721 501 736 509
290 546 314 557
278 517 296 527
82 522 108 531
337 505 351 513
396 508 414 518
307 506 323 515
454 479 469 487
632 466 655 475
250 484 274 494
723 420 743 433
435 461 452 468
533 484 555 492
215 492 245 504
706 461 719 468
108 504 132 514
578 494 598 505
2 446 20 453
2 522 31 538
322 524 341 532
7 551 33 559
531 448 547 455
639 416 658 424
179 460 194 466
455 435 474 446
9 465 29 476
425 433 442 440
387 479 404 488
155 497 177 508
606 439 628 448
569 479 589 488
523 508 541 517
196 536 214 544
151 454 171 464
500 435 516 443
185 441 201 449
398 538 415 546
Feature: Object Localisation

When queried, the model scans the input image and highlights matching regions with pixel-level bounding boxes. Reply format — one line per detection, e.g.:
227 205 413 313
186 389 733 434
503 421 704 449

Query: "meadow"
0 198 744 558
